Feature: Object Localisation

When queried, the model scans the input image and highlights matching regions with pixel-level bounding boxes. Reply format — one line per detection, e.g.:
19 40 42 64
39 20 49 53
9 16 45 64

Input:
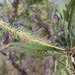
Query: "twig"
54 57 75 72
9 0 19 24
0 44 11 51
22 0 54 38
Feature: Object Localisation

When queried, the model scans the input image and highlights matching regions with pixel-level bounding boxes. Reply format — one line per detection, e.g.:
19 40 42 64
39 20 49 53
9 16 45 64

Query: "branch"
0 44 11 52
22 0 54 39
0 44 28 75
9 0 19 24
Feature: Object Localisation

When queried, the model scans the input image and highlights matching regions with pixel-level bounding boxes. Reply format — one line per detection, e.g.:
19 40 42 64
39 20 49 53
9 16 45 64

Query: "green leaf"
10 42 65 52
20 51 65 60
52 25 65 47
58 0 66 19
67 0 75 47
63 21 69 47
51 8 64 46
58 0 72 47
66 0 71 5
56 11 62 19
67 0 75 11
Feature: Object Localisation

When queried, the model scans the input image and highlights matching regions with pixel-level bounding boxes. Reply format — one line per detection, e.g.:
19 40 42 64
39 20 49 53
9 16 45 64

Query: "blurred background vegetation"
1 0 75 75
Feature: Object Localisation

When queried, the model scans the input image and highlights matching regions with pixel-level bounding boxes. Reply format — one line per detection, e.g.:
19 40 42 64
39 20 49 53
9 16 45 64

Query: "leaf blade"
20 51 65 60
10 42 65 52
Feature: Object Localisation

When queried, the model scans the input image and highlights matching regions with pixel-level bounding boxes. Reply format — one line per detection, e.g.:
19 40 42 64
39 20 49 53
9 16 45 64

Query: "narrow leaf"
20 51 65 60
64 68 70 75
10 42 65 52
58 0 66 19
